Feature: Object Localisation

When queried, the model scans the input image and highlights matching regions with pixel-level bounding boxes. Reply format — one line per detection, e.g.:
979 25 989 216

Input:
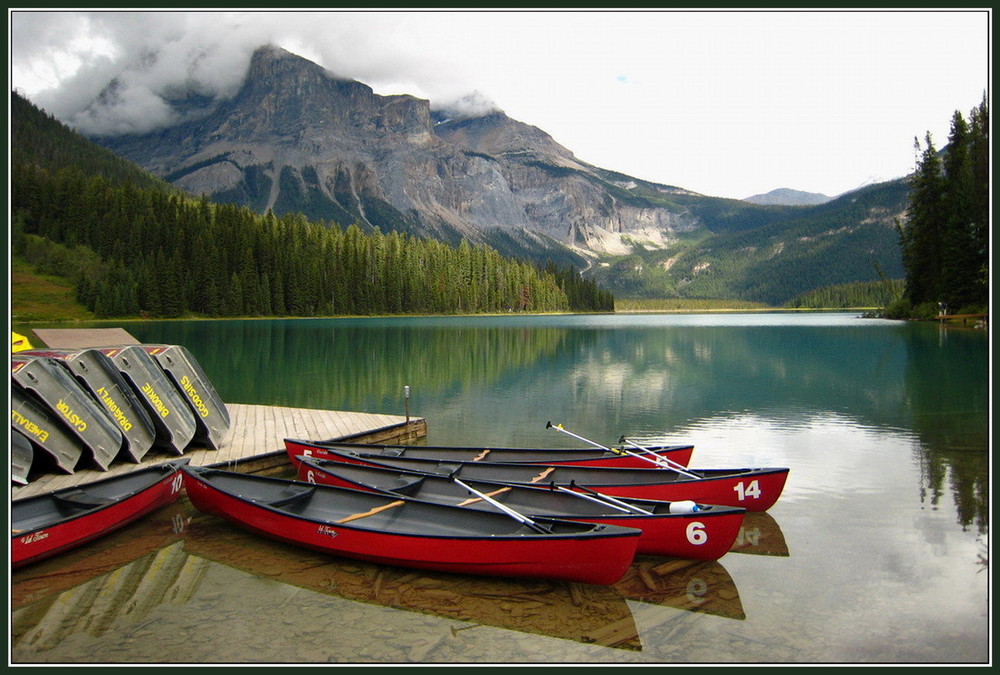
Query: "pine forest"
10 93 613 319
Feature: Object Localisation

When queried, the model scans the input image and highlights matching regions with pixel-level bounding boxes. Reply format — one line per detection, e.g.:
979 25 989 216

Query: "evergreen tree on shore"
897 94 989 315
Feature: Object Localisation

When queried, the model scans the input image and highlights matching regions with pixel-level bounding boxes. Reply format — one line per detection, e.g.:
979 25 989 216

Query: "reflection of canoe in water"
140 344 230 451
182 513 643 651
96 346 198 455
729 512 789 557
11 383 86 475
11 540 208 655
298 456 746 560
292 446 790 512
20 348 157 463
11 355 124 471
285 437 695 469
10 499 192 610
182 466 641 585
613 556 746 621
12 459 189 569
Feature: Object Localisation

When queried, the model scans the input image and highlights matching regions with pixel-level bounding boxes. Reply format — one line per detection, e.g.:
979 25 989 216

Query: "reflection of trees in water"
131 320 578 413
903 327 989 535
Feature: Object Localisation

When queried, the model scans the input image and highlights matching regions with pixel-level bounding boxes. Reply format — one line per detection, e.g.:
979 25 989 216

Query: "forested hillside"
589 179 909 305
10 92 612 318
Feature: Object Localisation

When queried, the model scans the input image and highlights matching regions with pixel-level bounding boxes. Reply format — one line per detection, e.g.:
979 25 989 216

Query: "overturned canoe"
96 346 197 455
140 344 230 450
11 429 35 486
182 465 641 585
301 446 789 512
11 355 124 471
11 458 189 569
20 348 157 463
298 456 746 560
285 437 694 470
11 382 86 475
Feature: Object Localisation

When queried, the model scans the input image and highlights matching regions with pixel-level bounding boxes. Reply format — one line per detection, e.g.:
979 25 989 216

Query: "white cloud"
8 9 990 199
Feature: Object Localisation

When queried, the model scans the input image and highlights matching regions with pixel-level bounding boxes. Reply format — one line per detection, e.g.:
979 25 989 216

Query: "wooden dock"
12 402 427 499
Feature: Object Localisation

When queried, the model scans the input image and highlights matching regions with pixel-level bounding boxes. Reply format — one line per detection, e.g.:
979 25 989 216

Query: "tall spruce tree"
901 132 946 307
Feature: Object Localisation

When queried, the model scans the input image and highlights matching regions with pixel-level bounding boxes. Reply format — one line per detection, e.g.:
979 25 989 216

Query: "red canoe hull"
284 438 695 470
182 467 640 586
297 458 746 560
297 447 789 512
12 460 188 569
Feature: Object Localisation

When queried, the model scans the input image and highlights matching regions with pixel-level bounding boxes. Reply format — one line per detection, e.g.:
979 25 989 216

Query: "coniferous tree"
901 133 946 308
898 96 990 314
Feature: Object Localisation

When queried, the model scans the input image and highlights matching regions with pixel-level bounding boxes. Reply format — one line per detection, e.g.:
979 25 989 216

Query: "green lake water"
10 312 990 664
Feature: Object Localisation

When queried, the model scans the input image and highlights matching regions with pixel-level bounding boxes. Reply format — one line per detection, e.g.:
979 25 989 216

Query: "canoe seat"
266 486 315 508
380 447 406 457
389 475 425 496
439 463 463 476
51 490 114 508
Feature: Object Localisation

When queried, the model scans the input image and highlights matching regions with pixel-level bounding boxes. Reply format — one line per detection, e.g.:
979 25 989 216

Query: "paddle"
617 435 702 478
545 421 701 478
452 477 554 534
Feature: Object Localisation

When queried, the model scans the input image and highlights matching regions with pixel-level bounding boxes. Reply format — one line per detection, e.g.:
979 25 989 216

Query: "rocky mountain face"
88 45 909 302
93 45 711 258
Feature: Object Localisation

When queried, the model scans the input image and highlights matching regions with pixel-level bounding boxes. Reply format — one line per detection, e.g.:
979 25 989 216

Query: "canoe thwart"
336 500 406 524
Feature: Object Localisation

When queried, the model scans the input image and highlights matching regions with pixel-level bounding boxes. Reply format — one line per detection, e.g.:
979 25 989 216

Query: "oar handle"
546 421 611 451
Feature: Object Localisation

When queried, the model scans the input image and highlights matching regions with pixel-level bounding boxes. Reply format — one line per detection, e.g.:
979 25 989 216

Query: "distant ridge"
743 188 832 206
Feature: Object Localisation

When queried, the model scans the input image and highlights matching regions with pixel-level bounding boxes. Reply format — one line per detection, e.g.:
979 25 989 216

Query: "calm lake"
10 312 990 664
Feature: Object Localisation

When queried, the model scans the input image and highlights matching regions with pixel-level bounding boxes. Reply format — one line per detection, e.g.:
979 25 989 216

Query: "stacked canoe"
10 343 230 484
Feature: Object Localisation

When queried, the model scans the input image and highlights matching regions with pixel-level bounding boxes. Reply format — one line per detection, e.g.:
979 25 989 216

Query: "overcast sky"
8 9 991 200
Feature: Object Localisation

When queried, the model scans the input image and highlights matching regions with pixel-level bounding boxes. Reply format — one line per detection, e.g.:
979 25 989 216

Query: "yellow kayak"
12 331 33 353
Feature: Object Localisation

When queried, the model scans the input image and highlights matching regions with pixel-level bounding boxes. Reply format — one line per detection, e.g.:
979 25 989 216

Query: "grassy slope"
10 256 96 324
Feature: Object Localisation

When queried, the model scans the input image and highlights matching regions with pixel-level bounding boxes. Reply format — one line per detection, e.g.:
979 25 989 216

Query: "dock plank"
12 402 425 499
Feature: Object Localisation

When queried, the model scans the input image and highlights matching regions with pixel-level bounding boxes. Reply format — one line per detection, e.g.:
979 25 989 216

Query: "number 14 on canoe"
544 422 790 511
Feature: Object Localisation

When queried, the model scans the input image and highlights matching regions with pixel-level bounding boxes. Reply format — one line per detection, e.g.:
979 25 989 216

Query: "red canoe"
182 465 641 585
11 458 189 569
298 456 746 560
298 446 789 512
284 438 695 470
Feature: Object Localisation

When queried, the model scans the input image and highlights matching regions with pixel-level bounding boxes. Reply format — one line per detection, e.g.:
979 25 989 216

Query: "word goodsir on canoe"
302 447 790 512
181 466 641 586
11 459 189 569
285 438 695 470
297 456 745 561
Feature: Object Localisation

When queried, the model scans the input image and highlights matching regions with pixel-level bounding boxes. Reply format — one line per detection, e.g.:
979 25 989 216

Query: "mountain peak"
742 188 832 206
